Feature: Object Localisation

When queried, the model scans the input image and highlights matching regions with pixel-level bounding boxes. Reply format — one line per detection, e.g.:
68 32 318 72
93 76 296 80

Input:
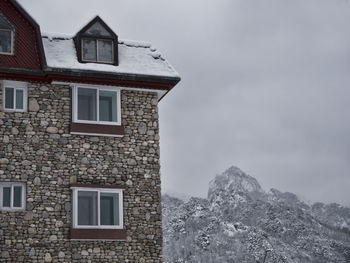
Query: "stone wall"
0 81 163 262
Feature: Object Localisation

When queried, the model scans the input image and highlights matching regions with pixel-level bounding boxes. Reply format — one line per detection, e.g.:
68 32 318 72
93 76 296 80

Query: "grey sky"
19 0 350 206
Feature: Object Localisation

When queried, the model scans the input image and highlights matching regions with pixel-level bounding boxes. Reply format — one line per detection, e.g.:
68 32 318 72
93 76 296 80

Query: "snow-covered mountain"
162 166 350 263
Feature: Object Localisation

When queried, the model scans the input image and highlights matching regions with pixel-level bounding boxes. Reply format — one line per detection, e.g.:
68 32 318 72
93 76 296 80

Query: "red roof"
0 0 44 70
0 0 180 93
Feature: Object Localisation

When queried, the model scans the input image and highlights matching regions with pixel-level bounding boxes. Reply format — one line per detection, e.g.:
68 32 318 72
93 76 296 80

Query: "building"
0 0 180 262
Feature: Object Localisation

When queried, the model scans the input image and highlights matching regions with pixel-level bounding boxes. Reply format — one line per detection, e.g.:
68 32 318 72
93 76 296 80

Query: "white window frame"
0 29 14 55
71 187 124 229
0 182 26 211
2 80 27 112
72 84 121 126
81 38 114 64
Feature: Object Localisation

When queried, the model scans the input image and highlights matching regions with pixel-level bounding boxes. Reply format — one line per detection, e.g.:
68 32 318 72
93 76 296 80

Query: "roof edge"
0 67 180 91
9 0 47 68
44 67 181 85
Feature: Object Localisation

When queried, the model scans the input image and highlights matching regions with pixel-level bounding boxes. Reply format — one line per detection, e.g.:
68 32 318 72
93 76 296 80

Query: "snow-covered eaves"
41 33 180 86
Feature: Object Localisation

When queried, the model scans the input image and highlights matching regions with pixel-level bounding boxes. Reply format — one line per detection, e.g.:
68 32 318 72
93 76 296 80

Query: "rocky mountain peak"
208 166 263 200
163 165 350 263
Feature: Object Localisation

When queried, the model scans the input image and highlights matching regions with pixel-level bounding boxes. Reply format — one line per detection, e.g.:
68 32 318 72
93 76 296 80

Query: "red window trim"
70 122 124 136
70 229 127 240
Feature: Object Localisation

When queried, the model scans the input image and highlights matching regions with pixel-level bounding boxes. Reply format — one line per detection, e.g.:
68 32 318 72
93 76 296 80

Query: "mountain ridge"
162 166 350 262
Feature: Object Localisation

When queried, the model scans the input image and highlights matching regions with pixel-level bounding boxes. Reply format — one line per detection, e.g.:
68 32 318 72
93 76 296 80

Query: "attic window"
0 12 14 55
74 17 118 65
82 38 113 63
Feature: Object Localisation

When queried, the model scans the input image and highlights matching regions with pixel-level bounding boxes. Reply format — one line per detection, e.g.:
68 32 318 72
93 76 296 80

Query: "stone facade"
0 82 163 262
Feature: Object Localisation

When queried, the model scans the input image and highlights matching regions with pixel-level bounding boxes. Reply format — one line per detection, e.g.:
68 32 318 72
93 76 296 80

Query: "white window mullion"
73 189 76 228
72 86 75 122
23 88 27 112
10 184 14 208
13 88 16 110
76 87 79 122
0 186 3 209
119 191 123 228
97 190 101 227
75 190 79 228
118 91 121 123
96 89 100 122
74 86 77 122
22 185 25 210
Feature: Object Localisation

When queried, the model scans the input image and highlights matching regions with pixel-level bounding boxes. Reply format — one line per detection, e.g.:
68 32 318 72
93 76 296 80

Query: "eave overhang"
0 67 180 98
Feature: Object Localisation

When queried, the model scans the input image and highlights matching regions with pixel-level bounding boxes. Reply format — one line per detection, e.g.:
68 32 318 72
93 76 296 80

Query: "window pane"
85 22 112 37
16 89 24 110
0 30 12 54
78 191 98 226
0 13 13 29
100 193 119 226
5 87 14 109
78 88 97 121
3 187 11 207
13 186 22 207
99 90 117 122
82 39 96 61
98 40 113 63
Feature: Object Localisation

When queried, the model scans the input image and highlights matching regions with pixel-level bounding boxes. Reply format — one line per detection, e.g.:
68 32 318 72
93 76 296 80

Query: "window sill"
70 228 126 240
0 53 14 56
0 208 25 211
70 122 124 137
3 109 26 113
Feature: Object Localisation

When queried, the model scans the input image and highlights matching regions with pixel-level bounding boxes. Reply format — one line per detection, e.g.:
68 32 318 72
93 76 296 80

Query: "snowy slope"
42 33 179 78
162 166 350 263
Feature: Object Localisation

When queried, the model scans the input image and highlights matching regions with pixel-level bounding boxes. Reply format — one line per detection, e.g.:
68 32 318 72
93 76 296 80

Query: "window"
0 12 15 55
0 182 26 211
74 16 118 66
72 85 121 125
0 29 13 55
2 80 27 112
82 38 114 63
71 187 123 229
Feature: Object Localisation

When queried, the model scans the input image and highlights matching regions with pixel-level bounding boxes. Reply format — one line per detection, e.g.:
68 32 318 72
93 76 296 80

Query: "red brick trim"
70 229 127 240
70 122 124 136
70 184 125 189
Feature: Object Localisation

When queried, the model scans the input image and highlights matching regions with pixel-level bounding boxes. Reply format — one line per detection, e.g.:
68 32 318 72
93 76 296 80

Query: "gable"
74 16 119 66
0 0 45 71
83 22 112 38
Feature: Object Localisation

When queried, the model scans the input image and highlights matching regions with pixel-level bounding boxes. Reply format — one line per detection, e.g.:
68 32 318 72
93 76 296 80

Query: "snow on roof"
41 33 179 79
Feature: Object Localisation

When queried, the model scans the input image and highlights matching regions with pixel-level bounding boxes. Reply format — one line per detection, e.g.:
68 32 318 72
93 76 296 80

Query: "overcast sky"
19 0 350 206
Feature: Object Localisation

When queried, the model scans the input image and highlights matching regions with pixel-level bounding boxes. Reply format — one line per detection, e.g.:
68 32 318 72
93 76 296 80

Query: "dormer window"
0 12 15 55
82 38 113 63
74 17 118 66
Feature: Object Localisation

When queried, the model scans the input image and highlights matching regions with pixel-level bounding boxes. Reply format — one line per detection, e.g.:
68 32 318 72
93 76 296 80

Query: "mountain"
162 166 350 263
